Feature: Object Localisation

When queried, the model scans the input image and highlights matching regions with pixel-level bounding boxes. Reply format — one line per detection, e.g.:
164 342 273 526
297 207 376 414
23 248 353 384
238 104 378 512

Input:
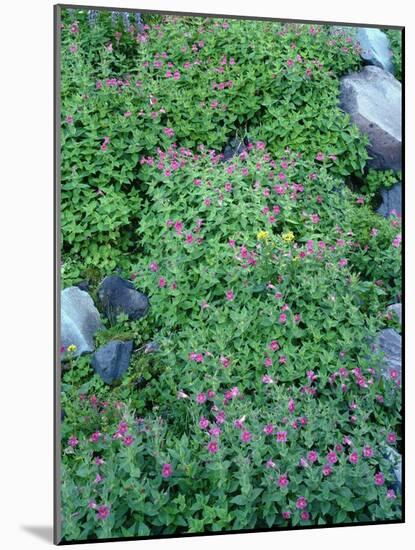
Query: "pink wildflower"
307 450 318 463
374 472 385 486
387 432 397 444
96 505 110 521
207 440 218 453
327 451 338 464
276 431 287 443
226 290 234 301
196 393 207 404
348 451 359 464
296 496 308 509
322 464 333 476
220 356 231 368
68 435 78 447
269 340 280 351
123 435 134 446
241 430 252 443
162 463 173 478
278 474 289 488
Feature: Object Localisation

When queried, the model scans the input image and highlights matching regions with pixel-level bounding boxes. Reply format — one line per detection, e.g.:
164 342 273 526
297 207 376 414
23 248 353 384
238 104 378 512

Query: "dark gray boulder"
374 328 402 379
340 66 401 171
61 287 102 357
222 137 248 161
98 275 149 322
76 280 90 292
92 340 134 384
377 183 402 217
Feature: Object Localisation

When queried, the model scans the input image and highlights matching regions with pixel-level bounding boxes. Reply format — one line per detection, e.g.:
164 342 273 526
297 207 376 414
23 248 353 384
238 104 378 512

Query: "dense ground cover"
59 9 402 541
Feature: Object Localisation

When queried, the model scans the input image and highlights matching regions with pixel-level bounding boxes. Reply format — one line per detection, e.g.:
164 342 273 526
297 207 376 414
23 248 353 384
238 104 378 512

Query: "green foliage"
59 9 402 542
359 169 401 198
386 29 403 81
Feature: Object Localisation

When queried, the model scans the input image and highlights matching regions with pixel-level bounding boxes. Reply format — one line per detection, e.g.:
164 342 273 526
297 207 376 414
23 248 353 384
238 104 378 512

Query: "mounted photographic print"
54 4 404 544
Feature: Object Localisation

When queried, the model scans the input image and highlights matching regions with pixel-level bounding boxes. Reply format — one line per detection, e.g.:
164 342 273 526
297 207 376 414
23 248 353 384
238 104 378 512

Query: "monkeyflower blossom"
96 505 110 521
209 426 221 437
90 431 101 443
296 496 308 509
220 356 231 368
278 474 289 488
269 340 280 351
241 430 252 443
161 463 173 478
68 435 78 447
234 416 246 429
276 431 287 443
327 451 338 464
322 464 333 476
387 432 397 444
207 440 218 453
374 472 385 486
196 393 207 404
392 234 401 247
307 450 318 463
348 451 359 464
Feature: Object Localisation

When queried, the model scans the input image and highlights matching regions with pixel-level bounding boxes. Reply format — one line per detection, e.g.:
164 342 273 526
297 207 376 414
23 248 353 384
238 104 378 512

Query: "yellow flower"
282 231 295 243
67 344 77 353
257 230 269 241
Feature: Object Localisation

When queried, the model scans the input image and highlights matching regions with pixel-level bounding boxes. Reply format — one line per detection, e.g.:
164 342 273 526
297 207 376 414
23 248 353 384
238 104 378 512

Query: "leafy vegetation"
59 9 402 542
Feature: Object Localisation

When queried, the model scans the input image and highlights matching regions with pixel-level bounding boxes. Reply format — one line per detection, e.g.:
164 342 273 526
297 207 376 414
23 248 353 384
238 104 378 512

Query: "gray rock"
76 280 90 292
98 275 149 322
61 287 102 357
387 303 402 325
340 66 402 170
377 183 402 217
144 341 160 353
356 28 394 74
374 328 402 379
92 340 133 384
222 136 248 161
384 446 402 492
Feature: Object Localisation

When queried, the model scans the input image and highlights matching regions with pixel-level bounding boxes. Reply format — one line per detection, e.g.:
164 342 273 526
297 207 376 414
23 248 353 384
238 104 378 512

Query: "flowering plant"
59 8 402 542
